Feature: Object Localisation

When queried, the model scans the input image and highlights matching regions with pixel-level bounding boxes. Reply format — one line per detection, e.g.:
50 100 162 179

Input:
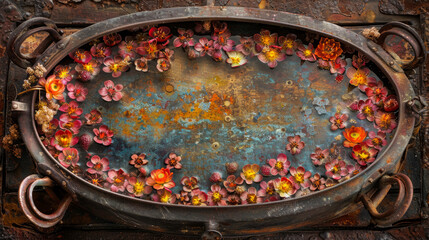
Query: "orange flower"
146 168 175 190
343 126 367 148
314 37 343 61
40 75 65 100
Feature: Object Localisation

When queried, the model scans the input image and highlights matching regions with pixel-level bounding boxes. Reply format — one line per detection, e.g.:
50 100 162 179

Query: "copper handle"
18 174 72 228
6 17 62 68
361 173 413 227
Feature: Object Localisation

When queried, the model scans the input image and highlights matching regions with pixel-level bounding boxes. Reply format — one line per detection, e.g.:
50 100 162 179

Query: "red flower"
90 43 111 60
51 129 79 151
253 29 278 52
352 143 378 166
127 176 152 197
383 95 399 112
107 169 128 192
286 135 305 155
69 49 92 64
67 83 88 102
58 147 79 168
290 166 311 189
343 126 367 148
173 28 195 48
39 75 65 100
267 153 290 176
273 176 299 198
189 189 207 206
375 111 397 133
310 147 330 166
278 34 297 55
194 37 215 56
223 175 244 193
59 101 83 119
86 155 110 175
102 56 130 78
325 159 348 180
314 37 343 61
329 113 348 131
164 153 182 170
181 176 199 192
85 109 102 125
93 125 114 146
98 80 124 102
257 46 285 68
129 153 148 168
296 43 316 62
103 33 122 47
365 131 387 150
149 26 172 42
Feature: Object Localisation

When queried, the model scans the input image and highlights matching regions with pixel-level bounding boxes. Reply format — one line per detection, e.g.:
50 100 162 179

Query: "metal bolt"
211 142 220 150
62 181 67 187
372 47 377 52
378 168 385 174
165 84 174 93
46 170 52 175
389 61 394 66
368 178 374 183
58 43 65 49
12 103 18 109
224 116 232 122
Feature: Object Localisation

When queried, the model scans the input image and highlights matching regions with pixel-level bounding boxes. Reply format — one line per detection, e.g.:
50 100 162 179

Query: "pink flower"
352 143 378 166
181 176 199 192
257 46 285 68
318 59 330 70
51 129 79 151
67 83 88 102
149 26 172 42
59 101 83 119
223 175 244 193
253 29 278 52
136 39 163 60
383 95 399 112
86 155 110 174
240 164 263 184
310 147 330 166
267 153 290 176
176 191 190 205
194 37 215 56
352 52 369 69
258 180 277 199
329 57 347 74
103 33 122 46
156 58 171 72
189 189 208 206
53 65 73 83
59 118 82 135
173 28 195 48
286 135 305 155
329 113 348 130
278 34 297 55
296 43 316 62
290 166 311 189
90 43 111 60
227 194 242 205
240 187 265 204
129 153 148 168
207 184 227 206
134 57 148 72
325 159 349 180
58 147 79 168
118 39 137 59
69 49 92 64
365 81 388 104
75 59 100 81
98 80 124 102
346 67 375 88
355 99 377 122
212 30 234 52
375 111 397 133
127 176 152 197
164 153 182 170
273 176 299 198
106 169 128 192
85 109 102 125
235 37 256 56
152 189 177 204
93 125 114 146
309 173 326 191
87 173 104 187
102 56 129 78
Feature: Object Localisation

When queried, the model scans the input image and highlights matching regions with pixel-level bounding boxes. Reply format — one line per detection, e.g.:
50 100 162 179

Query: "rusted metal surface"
379 0 429 15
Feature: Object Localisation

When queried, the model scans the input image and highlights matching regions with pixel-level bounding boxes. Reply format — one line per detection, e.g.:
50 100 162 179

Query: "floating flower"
383 95 399 112
58 147 79 168
59 101 83 119
75 59 100 81
153 189 176 204
129 153 148 168
365 131 387 150
136 39 163 60
258 46 285 68
310 147 330 166
329 57 347 75
134 57 149 72
225 162 239 174
227 194 241 205
352 143 378 166
39 75 65 100
149 26 172 42
93 125 114 146
355 99 377 122
343 126 367 148
344 163 364 180
325 159 348 180
365 81 388 104
286 135 305 155
273 176 299 198
43 118 59 137
235 37 256 56
53 65 73 83
253 29 277 52
85 109 102 125
211 50 223 62
240 187 265 204
90 43 111 60
103 33 122 46
127 176 152 197
375 111 397 133
223 175 244 193
173 28 195 48
314 37 343 61
164 153 182 170
189 189 207 206
181 176 199 192
329 113 348 131
67 83 88 102
86 155 110 175
207 184 227 206
278 34 297 55
258 180 276 198
260 164 271 176
290 166 311 189
102 56 130 78
309 173 326 191
318 59 330 70
118 39 138 59
156 58 171 72
296 43 316 62
146 168 175 190
194 37 215 56
98 80 124 102
69 49 92 64
107 169 128 192
267 153 290 176
176 191 190 205
59 118 82 135
352 52 369 69
346 67 375 87
209 172 222 183
51 129 79 151
213 30 234 52
240 164 263 184
87 173 104 187
226 51 248 68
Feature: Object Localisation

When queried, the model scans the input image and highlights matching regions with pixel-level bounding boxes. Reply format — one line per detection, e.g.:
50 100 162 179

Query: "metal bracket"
11 101 28 112
367 40 403 73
